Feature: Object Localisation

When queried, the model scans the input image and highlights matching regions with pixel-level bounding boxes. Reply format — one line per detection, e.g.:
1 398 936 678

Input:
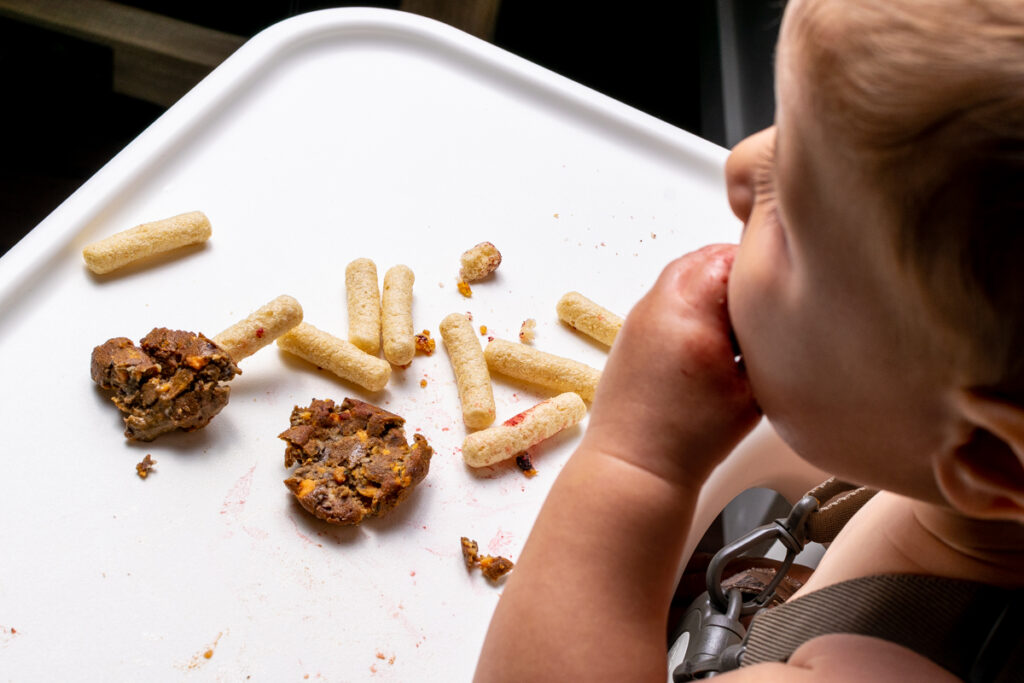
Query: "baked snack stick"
484 338 601 401
346 258 381 354
382 265 415 365
440 312 495 429
462 392 586 467
556 291 624 347
277 322 391 392
82 211 211 274
213 295 303 362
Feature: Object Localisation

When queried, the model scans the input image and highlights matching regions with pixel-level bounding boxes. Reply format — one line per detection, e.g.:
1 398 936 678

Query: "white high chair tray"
0 9 737 680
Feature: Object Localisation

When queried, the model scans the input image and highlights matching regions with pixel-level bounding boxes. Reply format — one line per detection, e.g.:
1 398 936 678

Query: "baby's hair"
794 0 1024 397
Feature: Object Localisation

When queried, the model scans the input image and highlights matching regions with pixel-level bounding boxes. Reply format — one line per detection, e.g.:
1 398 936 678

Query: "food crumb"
518 319 537 344
389 656 396 665
376 652 386 660
203 650 213 659
515 452 538 477
460 536 514 582
414 330 436 355
459 241 502 281
457 280 472 298
651 232 657 239
465 311 473 321
553 213 559 218
479 325 487 335
136 454 156 479
420 379 428 388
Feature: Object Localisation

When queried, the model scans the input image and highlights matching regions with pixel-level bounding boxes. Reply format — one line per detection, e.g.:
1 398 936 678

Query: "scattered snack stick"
82 210 212 274
459 242 502 282
280 398 432 525
212 295 303 362
484 338 601 401
440 313 495 429
136 454 156 479
519 318 537 344
460 536 514 582
382 265 415 365
345 258 381 354
461 392 586 467
277 322 390 391
556 291 623 347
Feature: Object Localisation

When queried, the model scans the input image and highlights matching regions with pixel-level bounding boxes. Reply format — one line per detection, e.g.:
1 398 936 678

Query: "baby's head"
725 0 1024 521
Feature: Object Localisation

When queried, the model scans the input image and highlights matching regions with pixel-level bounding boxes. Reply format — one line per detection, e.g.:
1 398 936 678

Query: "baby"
475 0 1024 680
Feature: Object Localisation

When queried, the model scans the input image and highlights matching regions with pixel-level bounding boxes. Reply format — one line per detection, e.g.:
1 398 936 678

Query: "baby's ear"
935 390 1024 523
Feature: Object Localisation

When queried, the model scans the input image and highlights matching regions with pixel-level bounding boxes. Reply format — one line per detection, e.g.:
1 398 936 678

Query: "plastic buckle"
706 495 819 614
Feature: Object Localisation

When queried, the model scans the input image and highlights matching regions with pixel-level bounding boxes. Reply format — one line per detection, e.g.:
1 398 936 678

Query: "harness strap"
740 573 1018 680
803 478 877 544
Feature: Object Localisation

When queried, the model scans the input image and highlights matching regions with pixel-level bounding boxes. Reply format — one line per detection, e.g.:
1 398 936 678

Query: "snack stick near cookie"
213 295 303 362
484 338 601 401
345 257 381 354
82 210 212 274
277 322 391 391
382 264 415 365
462 392 586 467
440 312 496 429
556 291 623 347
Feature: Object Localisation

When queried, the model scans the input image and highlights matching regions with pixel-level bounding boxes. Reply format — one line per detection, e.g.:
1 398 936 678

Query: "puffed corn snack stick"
462 392 586 467
213 295 303 362
556 291 623 347
277 322 391 392
440 312 495 429
82 211 212 274
484 338 601 401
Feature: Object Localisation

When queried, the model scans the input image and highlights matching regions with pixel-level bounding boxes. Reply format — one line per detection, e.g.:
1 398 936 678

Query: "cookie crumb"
457 281 472 298
515 452 537 477
136 454 156 479
414 331 436 355
460 536 514 582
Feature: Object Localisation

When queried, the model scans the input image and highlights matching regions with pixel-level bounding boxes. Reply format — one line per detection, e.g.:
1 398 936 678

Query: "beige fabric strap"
740 574 1011 679
803 478 878 544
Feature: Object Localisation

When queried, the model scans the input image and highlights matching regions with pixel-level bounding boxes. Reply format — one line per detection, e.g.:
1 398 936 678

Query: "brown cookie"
280 398 432 525
91 328 240 441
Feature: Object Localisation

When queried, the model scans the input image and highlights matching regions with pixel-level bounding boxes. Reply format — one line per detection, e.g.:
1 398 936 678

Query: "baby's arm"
474 245 762 681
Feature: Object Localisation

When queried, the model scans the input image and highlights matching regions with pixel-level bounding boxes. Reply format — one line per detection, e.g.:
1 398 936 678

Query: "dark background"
0 1 782 255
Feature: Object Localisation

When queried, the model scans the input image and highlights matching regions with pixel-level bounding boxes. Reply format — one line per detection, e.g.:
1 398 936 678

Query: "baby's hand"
583 244 760 488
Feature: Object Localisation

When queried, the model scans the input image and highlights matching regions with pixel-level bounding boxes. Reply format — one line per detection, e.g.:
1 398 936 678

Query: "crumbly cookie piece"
280 398 432 525
460 536 514 582
91 328 240 441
